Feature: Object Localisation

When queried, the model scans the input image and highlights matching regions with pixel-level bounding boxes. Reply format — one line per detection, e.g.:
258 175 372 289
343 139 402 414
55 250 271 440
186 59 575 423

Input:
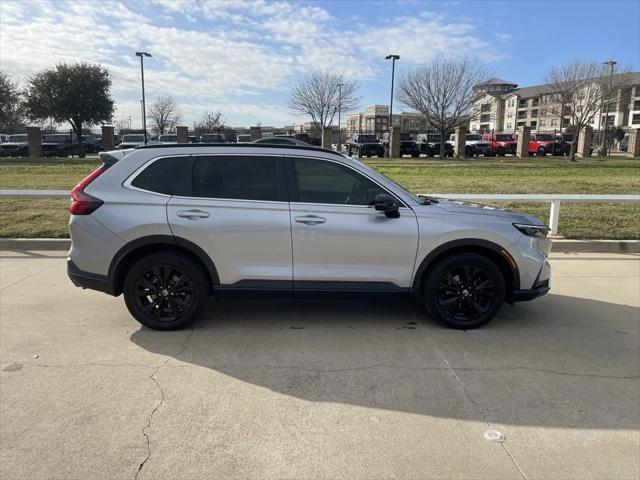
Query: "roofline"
133 142 346 158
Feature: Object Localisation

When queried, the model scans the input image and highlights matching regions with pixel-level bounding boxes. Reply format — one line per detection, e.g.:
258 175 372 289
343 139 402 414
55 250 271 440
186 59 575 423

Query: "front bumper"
512 278 550 301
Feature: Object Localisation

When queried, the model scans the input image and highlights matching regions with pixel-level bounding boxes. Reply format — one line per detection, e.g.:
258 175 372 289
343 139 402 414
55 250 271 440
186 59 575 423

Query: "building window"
531 109 538 119
551 119 557 127
481 103 491 113
506 123 512 129
530 121 537 130
540 120 546 127
517 112 527 120
518 99 528 108
480 114 491 122
507 112 513 118
532 98 539 107
633 100 640 111
632 113 640 125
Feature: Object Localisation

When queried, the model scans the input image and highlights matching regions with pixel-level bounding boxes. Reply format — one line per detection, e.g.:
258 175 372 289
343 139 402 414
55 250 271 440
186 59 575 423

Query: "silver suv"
68 144 551 330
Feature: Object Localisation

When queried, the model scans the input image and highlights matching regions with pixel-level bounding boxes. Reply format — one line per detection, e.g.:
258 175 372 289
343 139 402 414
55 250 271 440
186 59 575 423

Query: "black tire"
123 252 209 330
537 147 546 156
497 147 505 157
423 253 505 329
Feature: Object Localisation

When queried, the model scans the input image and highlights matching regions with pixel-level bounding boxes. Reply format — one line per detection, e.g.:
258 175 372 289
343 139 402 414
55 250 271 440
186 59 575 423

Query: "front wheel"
497 147 505 156
123 252 209 330
537 147 546 156
423 253 505 329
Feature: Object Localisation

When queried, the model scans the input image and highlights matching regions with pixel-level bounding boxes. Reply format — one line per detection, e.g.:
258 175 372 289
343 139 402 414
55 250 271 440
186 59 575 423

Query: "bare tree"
193 109 225 134
289 71 360 128
397 58 488 156
148 96 181 135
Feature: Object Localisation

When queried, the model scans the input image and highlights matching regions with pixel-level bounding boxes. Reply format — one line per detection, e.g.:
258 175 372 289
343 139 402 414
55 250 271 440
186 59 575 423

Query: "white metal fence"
0 190 638 236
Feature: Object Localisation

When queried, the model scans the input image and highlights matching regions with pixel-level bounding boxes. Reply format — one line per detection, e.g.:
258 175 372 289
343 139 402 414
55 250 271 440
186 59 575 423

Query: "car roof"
134 142 341 157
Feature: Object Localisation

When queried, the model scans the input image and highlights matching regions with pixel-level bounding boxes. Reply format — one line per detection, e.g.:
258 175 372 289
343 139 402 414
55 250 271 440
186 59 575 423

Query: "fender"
107 234 220 294
411 238 520 292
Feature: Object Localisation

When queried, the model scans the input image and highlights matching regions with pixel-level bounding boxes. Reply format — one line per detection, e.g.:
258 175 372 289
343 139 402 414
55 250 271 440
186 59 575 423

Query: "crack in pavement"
410 306 529 480
134 326 195 480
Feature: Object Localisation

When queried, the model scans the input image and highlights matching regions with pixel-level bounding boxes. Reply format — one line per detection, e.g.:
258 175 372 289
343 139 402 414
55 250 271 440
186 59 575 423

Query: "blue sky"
1 0 638 128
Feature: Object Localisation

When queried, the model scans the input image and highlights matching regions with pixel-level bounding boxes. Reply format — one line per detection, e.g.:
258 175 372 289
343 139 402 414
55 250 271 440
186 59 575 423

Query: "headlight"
513 223 550 238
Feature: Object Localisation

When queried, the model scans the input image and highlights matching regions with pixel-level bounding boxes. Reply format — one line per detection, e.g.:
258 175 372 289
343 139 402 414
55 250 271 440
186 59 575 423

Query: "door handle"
294 215 326 225
176 209 210 219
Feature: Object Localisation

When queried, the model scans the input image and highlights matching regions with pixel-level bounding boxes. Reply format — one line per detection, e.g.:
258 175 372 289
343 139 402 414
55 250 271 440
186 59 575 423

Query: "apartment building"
470 72 640 133
345 105 431 135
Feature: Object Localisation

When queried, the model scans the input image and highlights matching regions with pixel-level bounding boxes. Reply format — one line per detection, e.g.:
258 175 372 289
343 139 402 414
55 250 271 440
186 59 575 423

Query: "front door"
288 157 419 291
167 155 292 288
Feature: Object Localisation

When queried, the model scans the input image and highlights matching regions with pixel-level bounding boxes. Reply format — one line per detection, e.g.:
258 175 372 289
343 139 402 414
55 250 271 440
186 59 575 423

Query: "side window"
293 158 387 206
191 156 282 201
131 156 189 195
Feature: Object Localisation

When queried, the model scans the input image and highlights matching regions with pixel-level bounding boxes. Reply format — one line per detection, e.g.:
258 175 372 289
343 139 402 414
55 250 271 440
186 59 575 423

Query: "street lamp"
337 82 344 150
135 51 152 144
385 54 400 157
601 60 617 154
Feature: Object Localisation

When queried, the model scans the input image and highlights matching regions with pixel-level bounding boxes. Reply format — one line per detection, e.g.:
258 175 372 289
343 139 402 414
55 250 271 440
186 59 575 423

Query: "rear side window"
191 156 282 201
131 157 189 195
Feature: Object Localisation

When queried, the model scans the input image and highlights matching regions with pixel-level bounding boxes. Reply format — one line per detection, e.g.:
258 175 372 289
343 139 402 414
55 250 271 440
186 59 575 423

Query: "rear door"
287 156 419 291
167 154 292 288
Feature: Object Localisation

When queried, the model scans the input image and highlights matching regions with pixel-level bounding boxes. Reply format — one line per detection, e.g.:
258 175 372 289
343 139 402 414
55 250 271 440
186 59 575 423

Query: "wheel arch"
108 235 219 296
412 239 520 302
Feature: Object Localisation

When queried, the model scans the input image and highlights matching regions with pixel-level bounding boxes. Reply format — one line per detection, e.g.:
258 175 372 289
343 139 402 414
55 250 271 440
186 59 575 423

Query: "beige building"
470 73 640 133
345 105 431 135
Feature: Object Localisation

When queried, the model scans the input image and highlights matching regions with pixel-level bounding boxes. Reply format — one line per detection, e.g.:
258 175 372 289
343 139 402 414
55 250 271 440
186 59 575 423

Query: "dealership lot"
1 250 638 479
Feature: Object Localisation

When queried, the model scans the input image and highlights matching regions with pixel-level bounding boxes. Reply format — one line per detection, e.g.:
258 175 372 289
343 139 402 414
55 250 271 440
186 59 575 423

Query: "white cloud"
1 0 506 126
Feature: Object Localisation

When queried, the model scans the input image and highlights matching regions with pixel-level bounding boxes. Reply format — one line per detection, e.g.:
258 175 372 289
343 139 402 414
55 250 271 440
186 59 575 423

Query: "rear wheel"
123 252 209 330
423 253 505 329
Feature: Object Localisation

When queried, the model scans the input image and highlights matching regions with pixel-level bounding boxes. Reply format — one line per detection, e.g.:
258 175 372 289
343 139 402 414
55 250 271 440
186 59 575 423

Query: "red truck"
481 132 517 156
527 132 565 156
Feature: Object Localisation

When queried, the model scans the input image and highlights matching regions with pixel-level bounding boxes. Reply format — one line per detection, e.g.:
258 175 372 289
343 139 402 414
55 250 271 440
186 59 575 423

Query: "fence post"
321 127 332 149
389 125 401 158
176 126 188 144
629 128 640 157
454 126 466 158
249 126 261 141
516 126 530 158
26 127 42 158
101 125 114 150
549 200 561 235
577 126 593 157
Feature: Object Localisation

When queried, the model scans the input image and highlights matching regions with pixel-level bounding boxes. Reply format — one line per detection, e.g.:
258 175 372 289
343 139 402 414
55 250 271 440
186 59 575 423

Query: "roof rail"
134 142 345 158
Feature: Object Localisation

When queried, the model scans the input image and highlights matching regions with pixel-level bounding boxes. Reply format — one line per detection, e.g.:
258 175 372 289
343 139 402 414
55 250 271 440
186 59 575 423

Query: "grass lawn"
0 156 638 239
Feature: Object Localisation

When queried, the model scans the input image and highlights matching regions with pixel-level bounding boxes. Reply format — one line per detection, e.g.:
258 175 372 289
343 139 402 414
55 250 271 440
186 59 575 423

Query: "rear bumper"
67 259 114 295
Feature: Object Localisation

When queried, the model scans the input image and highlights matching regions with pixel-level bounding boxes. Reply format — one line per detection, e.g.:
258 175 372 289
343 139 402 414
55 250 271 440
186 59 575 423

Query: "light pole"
337 82 344 150
385 54 400 157
135 51 152 144
601 60 617 154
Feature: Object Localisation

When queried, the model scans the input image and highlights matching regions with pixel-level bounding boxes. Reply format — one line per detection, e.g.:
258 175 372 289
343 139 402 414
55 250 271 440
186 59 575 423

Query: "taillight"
69 166 105 215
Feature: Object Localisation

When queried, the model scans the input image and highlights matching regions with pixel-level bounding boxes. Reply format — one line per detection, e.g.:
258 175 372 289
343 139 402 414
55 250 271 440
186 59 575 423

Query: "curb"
1 238 638 254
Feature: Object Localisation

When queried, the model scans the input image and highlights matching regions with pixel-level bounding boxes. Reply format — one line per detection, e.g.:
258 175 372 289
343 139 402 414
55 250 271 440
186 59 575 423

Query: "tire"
123 252 209 330
537 147 546 157
423 253 505 329
497 147 505 157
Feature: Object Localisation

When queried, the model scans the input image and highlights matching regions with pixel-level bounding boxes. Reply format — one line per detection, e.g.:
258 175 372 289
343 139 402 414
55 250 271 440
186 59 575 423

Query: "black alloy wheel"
423 253 505 329
124 252 208 330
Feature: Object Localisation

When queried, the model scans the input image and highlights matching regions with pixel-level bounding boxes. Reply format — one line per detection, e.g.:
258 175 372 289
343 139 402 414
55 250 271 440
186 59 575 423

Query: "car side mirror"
374 193 400 218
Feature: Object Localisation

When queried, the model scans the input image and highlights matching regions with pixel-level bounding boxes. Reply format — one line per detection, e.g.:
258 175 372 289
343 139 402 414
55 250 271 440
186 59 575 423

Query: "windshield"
495 134 513 141
359 135 378 142
7 134 27 142
562 133 574 141
535 134 554 141
43 135 69 144
159 135 177 142
466 134 481 141
237 135 251 142
427 135 442 143
122 135 144 143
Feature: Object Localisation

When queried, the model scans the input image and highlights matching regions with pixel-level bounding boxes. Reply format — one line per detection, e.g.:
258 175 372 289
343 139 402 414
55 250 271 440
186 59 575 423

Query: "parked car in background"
67 143 551 331
117 134 146 149
620 134 629 152
42 133 74 157
527 132 564 156
200 133 225 143
291 133 321 146
188 136 200 143
236 134 252 143
158 134 178 144
0 133 28 156
0 134 7 143
381 132 420 157
481 132 516 156
253 135 310 146
447 133 492 157
345 134 385 157
416 134 454 157
82 134 101 153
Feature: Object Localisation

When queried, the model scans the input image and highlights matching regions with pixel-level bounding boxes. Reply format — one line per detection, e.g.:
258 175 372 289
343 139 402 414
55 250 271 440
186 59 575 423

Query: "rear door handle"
294 215 326 225
176 209 210 219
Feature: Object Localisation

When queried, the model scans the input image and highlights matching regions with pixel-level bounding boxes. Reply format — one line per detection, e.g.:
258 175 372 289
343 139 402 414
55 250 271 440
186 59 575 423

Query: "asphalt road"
1 250 638 480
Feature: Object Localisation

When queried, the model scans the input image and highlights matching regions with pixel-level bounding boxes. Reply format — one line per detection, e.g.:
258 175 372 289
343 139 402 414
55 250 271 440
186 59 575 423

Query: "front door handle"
176 209 210 219
294 215 326 225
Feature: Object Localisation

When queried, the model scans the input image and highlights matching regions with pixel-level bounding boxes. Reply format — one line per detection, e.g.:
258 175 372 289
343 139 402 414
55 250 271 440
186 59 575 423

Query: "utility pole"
135 51 152 144
601 60 617 154
337 82 344 150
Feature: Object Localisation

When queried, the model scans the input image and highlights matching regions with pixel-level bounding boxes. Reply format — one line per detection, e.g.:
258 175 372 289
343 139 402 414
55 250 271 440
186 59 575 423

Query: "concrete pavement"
0 251 638 479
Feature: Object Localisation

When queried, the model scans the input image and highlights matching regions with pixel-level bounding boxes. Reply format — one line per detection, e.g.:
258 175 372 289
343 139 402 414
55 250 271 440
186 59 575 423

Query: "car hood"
432 198 544 224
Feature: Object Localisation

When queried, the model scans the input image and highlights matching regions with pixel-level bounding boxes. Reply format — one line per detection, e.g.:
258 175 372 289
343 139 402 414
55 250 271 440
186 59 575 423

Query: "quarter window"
191 156 282 201
131 157 189 195
293 158 387 206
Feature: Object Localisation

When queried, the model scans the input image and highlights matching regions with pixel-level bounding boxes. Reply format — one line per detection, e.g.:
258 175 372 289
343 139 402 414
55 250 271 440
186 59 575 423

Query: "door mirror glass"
374 193 400 218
